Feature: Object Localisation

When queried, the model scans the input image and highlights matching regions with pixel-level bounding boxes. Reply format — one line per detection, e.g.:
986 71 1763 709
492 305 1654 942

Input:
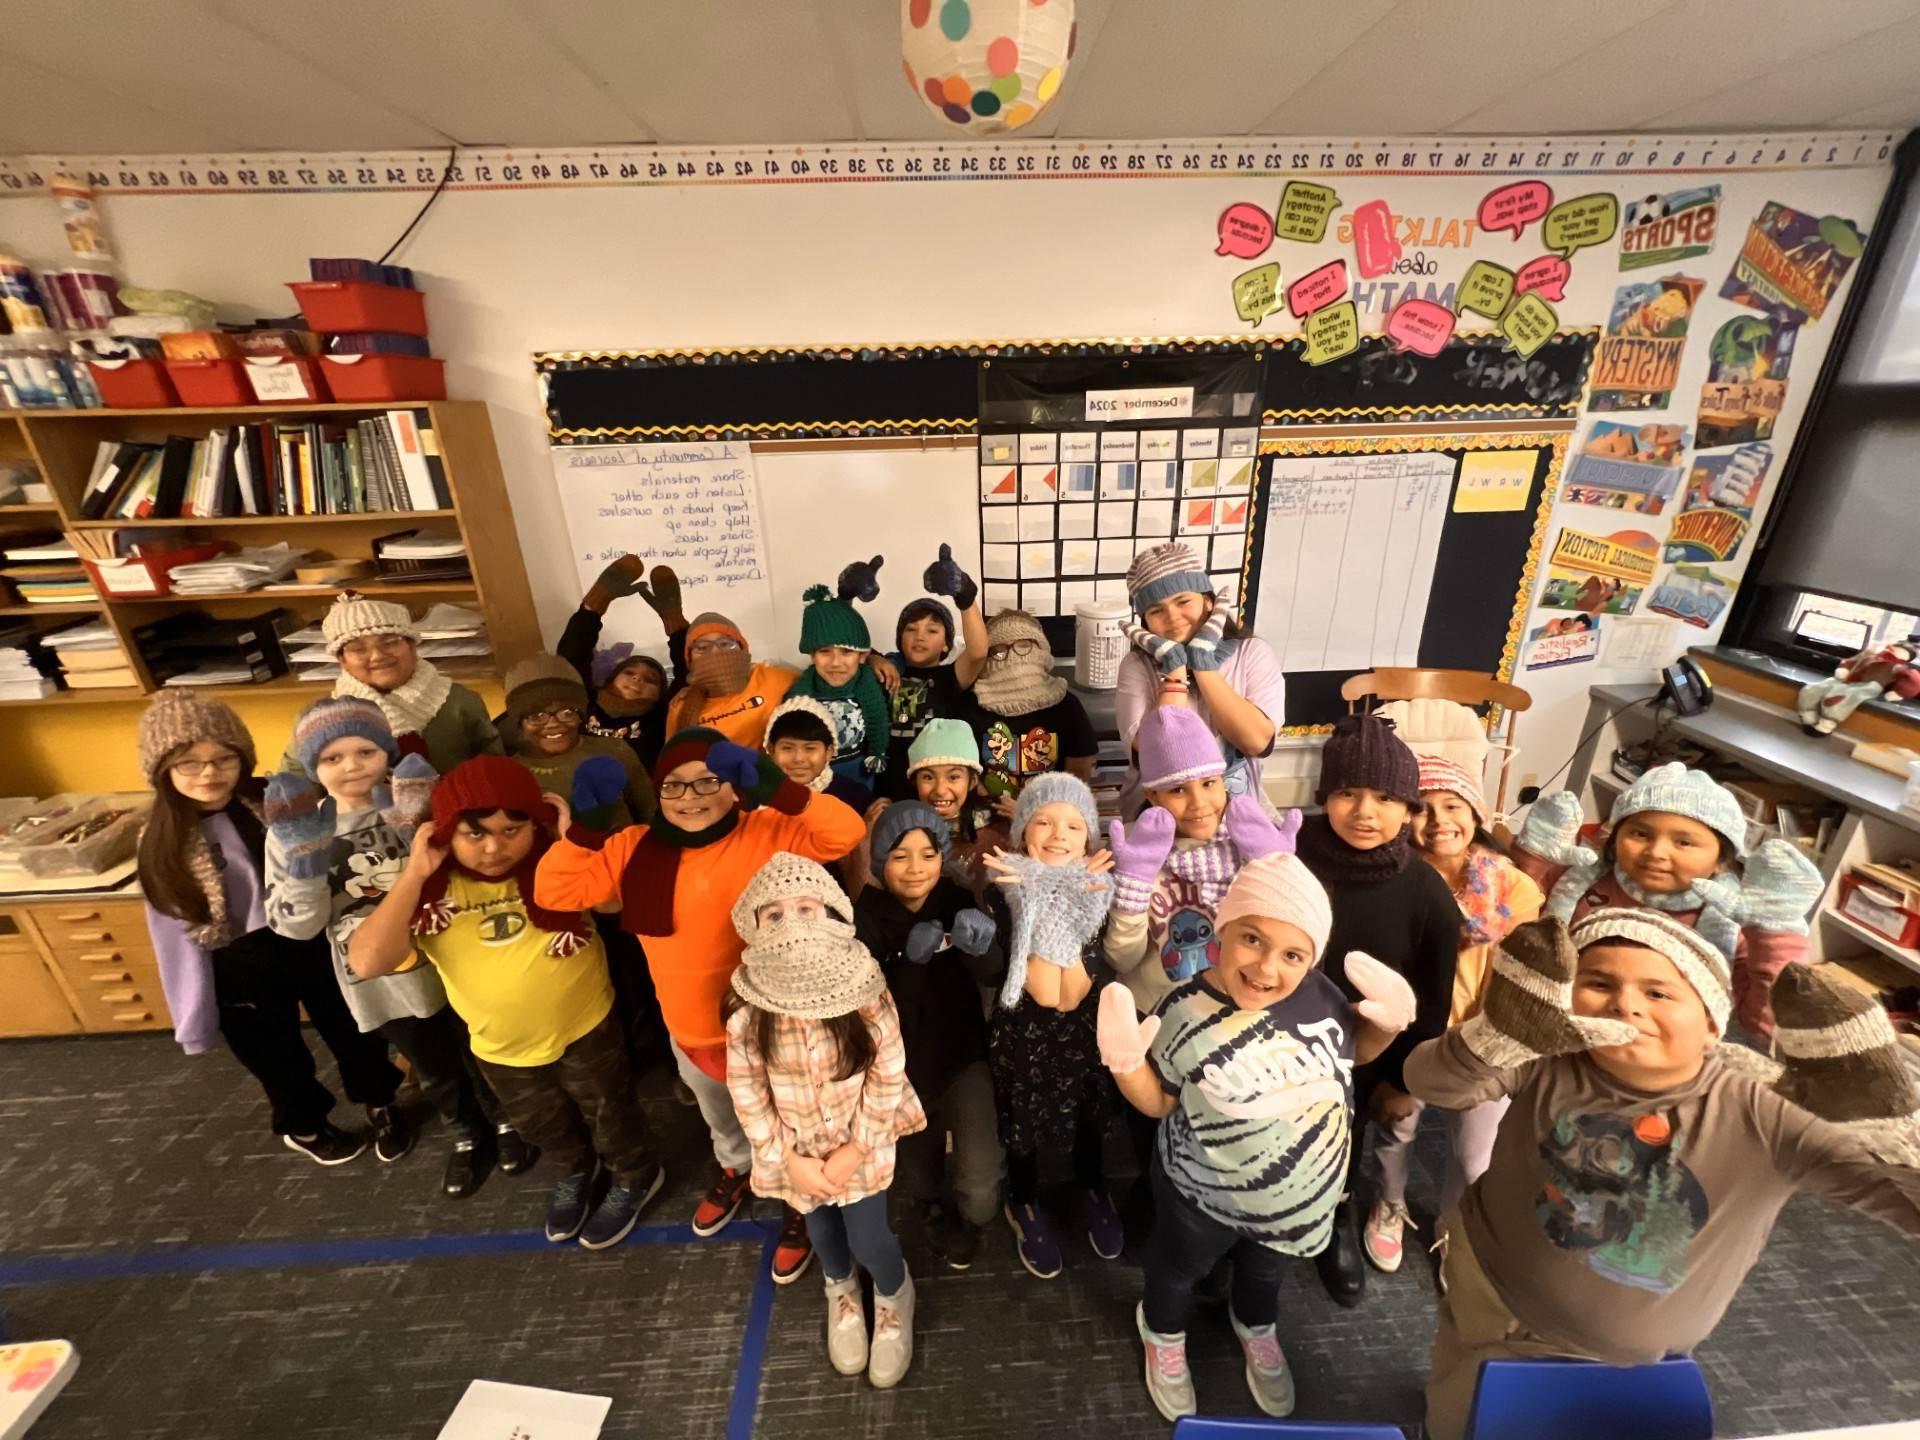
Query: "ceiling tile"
1647 14 1920 129
0 54 233 153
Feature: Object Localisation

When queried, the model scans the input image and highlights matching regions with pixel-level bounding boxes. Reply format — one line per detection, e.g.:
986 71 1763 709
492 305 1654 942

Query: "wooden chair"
1340 668 1534 821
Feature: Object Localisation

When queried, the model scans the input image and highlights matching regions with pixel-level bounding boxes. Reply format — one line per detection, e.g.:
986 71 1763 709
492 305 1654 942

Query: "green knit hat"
798 583 871 654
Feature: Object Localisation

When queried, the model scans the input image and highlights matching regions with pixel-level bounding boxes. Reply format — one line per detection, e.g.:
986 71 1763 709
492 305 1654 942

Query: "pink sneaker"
1135 1303 1196 1421
1363 1198 1410 1273
1230 1312 1296 1417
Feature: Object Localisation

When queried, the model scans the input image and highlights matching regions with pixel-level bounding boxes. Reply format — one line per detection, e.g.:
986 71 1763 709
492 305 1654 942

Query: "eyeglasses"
988 639 1040 660
340 635 411 660
170 754 243 778
521 706 583 728
688 635 743 658
657 775 726 799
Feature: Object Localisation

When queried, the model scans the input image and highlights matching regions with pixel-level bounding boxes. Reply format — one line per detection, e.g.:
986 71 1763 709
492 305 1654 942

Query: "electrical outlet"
1519 771 1540 793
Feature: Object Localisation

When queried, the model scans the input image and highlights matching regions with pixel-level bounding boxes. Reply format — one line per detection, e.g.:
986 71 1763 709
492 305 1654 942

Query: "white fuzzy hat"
1213 853 1334 963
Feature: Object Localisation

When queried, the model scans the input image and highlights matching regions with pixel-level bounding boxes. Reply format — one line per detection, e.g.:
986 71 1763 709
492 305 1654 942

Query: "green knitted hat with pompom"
797 582 871 654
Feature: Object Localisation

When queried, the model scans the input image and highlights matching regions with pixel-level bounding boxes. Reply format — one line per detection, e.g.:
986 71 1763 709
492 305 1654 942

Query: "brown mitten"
637 564 685 632
585 555 647 614
1458 917 1643 1068
1772 965 1920 1167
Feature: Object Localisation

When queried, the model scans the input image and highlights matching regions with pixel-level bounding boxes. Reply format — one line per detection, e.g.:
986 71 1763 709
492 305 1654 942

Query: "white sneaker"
868 1272 915 1389
1231 1311 1296 1417
1135 1303 1197 1422
823 1273 867 1376
1363 1198 1411 1273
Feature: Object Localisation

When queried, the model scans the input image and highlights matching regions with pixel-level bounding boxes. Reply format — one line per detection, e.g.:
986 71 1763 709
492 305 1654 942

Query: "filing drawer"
25 902 155 961
0 909 43 957
49 945 164 994
61 974 171 1032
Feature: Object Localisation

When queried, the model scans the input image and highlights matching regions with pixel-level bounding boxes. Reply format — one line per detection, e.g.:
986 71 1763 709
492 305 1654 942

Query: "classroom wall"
0 131 1895 797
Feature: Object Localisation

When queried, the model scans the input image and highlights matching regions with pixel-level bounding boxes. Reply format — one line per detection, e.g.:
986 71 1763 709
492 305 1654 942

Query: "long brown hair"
721 989 875 1083
137 764 262 925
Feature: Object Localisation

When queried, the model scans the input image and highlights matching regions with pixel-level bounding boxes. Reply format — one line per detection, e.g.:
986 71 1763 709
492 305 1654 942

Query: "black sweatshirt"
555 608 686 774
853 877 1003 1100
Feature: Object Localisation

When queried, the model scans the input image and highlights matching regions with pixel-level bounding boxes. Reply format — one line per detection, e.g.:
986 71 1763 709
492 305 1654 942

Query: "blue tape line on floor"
724 1228 782 1440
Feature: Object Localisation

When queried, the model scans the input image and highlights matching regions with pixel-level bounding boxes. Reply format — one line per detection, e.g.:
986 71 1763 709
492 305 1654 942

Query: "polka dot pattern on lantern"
942 102 971 124
970 88 1001 116
924 76 946 106
909 0 932 26
990 73 1021 102
1005 101 1037 128
939 0 971 41
987 35 1018 75
1037 65 1062 102
941 73 971 105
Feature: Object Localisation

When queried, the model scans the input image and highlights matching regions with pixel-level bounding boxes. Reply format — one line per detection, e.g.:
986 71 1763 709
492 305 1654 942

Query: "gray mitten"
952 907 995 956
1517 790 1590 866
905 920 944 964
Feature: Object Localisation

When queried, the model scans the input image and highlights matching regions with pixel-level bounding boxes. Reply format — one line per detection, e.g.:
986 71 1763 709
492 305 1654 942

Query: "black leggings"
1142 1160 1284 1335
1006 1110 1107 1205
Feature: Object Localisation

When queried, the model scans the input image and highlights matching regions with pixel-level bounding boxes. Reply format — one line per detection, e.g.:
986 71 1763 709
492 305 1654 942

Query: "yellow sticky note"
1453 451 1536 513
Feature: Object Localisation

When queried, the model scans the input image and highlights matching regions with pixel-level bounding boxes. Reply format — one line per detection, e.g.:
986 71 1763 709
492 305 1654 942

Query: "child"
347 756 666 1249
1515 761 1823 1040
725 853 926 1389
1293 713 1461 1305
883 545 989 797
1406 912 1920 1440
1116 542 1285 818
766 695 876 815
138 691 400 1164
901 717 1003 894
982 772 1121 1278
973 609 1097 808
787 563 891 786
265 698 524 1198
855 801 1004 1270
662 611 797 749
556 555 682 772
1364 753 1544 1276
499 652 657 828
534 727 867 1283
311 592 501 771
1097 854 1416 1421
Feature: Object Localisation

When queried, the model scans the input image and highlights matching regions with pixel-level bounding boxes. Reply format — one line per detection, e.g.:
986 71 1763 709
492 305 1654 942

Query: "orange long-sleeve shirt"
533 790 865 1049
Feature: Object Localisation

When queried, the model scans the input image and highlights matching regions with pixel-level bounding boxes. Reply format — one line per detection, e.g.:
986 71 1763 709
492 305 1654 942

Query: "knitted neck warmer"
1542 854 1741 961
1453 849 1512 947
732 915 886 1020
997 854 1114 1009
689 649 752 697
412 834 592 957
185 794 267 948
973 652 1067 717
336 660 452 740
1294 813 1410 885
622 806 742 937
788 665 890 773
1167 833 1242 890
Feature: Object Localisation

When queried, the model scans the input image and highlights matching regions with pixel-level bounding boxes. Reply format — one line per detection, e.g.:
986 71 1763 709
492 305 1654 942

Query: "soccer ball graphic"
1631 194 1669 226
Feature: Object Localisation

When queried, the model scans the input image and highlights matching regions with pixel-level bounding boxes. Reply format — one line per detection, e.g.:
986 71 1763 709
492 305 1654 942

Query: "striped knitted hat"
1417 752 1490 830
1125 541 1212 616
1571 908 1732 1033
292 697 397 777
685 612 748 652
1137 704 1226 790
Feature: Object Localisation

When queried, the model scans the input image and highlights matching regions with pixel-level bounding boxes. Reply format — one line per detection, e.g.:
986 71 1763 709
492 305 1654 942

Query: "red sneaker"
691 1166 750 1237
770 1206 814 1285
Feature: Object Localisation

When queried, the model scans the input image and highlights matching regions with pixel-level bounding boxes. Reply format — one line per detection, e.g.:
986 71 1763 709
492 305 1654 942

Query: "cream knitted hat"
1212 853 1334 963
1570 908 1732 1033
322 592 418 656
1609 762 1746 855
729 852 884 1020
731 852 856 939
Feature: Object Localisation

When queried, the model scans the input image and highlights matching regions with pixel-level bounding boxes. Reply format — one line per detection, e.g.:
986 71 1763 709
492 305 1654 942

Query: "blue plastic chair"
1465 1356 1712 1440
1172 1421 1405 1439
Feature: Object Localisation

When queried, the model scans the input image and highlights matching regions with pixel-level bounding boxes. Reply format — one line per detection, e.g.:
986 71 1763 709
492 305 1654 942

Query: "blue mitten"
708 739 789 808
952 907 995 956
922 543 978 611
905 920 945 964
837 554 885 604
570 754 628 831
1518 790 1589 866
1724 839 1824 934
1226 794 1301 862
265 771 333 880
1127 622 1187 677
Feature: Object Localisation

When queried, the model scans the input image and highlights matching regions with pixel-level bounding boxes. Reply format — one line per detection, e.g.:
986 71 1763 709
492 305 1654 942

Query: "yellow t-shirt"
417 871 614 1067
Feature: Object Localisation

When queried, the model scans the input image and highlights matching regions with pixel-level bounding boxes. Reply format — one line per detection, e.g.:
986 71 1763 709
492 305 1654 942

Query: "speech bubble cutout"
1232 261 1283 325
1478 180 1555 241
1351 199 1402 278
1501 291 1558 359
1542 193 1620 259
1456 260 1517 321
1275 180 1340 244
1514 254 1572 304
1384 297 1457 357
1216 202 1274 259
1286 259 1349 318
1303 300 1359 366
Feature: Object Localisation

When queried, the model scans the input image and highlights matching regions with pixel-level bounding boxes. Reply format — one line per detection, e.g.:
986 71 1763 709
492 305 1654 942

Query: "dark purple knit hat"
1314 714 1421 807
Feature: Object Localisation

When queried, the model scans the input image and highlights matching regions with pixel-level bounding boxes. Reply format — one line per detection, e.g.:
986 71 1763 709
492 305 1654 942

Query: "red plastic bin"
86 358 179 409
288 280 428 337
243 355 330 403
163 358 252 407
319 354 446 403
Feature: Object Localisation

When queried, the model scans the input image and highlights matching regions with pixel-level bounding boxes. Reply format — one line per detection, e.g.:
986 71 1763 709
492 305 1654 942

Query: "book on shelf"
64 666 140 690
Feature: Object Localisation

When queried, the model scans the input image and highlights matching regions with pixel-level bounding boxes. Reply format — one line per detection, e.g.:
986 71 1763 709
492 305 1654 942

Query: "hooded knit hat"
871 799 951 861
1570 907 1733 1033
1608 761 1747 856
1010 771 1101 851
907 717 982 776
896 597 955 655
138 689 256 785
321 591 417 656
1137 705 1227 790
798 583 872 654
1212 852 1335 963
292 697 398 777
501 653 589 736
729 853 886 1019
1126 541 1213 617
1417 752 1490 831
1315 713 1421 808
973 608 1068 716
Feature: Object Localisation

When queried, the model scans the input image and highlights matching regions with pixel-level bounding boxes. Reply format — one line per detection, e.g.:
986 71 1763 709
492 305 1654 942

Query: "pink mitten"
1346 952 1416 1035
1097 983 1161 1074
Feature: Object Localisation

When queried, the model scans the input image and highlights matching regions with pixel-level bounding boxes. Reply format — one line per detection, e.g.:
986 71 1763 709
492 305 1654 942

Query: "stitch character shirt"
1148 968 1357 1253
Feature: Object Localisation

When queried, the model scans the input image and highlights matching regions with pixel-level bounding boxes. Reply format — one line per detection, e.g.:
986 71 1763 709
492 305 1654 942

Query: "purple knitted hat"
1137 706 1227 790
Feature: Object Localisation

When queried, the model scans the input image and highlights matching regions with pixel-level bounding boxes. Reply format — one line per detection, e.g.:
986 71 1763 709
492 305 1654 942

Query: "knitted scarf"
336 659 452 741
973 652 1068 717
997 855 1114 1009
1542 847 1742 961
621 808 740 937
184 794 268 948
1294 812 1411 886
411 832 593 958
788 665 890 774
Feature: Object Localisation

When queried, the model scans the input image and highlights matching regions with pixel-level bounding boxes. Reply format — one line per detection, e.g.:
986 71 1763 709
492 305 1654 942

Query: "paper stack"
0 621 56 700
167 543 309 595
41 617 138 691
281 617 340 683
374 528 470 582
416 602 492 665
1 533 91 605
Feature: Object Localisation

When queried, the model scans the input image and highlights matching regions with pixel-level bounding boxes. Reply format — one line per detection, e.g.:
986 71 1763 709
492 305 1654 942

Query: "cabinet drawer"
28 907 155 961
64 979 171 1033
0 909 44 957
50 947 163 993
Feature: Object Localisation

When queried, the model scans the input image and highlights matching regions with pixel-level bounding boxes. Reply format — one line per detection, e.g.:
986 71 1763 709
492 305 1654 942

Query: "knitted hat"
1010 771 1101 851
430 752 553 833
292 697 397 776
1609 762 1746 855
501 653 588 735
685 612 748 653
321 591 417 656
1770 964 1920 1165
1212 853 1334 963
1570 908 1732 1033
1137 705 1227 790
907 717 982 776
872 799 951 861
1126 541 1212 616
897 597 955 653
975 608 1068 717
765 694 838 751
590 642 665 692
1417 752 1490 831
138 689 256 785
798 583 871 654
1315 713 1421 807
651 726 726 787
729 854 885 1019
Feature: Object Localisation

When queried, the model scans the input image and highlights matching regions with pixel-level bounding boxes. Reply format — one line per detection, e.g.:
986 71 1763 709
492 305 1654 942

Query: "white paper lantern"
902 0 1076 134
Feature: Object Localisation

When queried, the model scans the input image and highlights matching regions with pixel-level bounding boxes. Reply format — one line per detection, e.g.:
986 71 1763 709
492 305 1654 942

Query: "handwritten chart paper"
556 442 775 653
1255 452 1455 672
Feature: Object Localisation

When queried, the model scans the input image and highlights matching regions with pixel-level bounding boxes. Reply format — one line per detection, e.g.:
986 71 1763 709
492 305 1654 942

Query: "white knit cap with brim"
1608 762 1746 856
728 852 884 1020
1212 853 1333 963
322 592 418 656
1570 907 1732 1033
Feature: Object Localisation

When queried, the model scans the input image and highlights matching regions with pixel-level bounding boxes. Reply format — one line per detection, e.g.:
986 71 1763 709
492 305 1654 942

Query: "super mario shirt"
1148 968 1357 1254
973 693 1097 801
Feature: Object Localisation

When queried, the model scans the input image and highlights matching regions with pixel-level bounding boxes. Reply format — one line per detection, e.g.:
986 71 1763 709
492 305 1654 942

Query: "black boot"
1315 1195 1366 1307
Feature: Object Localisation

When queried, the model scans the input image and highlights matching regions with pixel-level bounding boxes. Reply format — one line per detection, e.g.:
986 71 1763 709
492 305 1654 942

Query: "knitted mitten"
585 555 648 614
1109 808 1177 913
1185 593 1237 672
1347 952 1416 1036
1720 839 1825 934
1457 918 1642 1068
264 771 333 881
1097 982 1160 1074
1771 964 1920 1167
1127 622 1187 677
707 739 791 808
1517 790 1590 866
1226 794 1302 862
380 753 438 835
636 564 685 631
905 920 945 964
569 754 628 831
952 907 994 955
837 554 885 604
922 543 978 611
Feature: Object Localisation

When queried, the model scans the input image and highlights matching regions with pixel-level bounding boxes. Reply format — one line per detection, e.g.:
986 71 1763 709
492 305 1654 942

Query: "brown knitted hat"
137 690 257 785
501 653 589 736
1315 713 1421 807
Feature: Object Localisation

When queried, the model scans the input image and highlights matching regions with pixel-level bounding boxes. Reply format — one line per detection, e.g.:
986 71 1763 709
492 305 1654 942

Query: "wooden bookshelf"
0 400 540 697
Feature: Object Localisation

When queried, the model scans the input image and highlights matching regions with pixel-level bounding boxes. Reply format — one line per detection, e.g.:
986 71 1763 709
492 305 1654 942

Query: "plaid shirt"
725 993 927 1213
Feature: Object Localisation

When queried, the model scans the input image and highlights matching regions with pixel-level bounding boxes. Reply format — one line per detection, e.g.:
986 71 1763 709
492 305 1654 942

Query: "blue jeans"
804 1191 907 1295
